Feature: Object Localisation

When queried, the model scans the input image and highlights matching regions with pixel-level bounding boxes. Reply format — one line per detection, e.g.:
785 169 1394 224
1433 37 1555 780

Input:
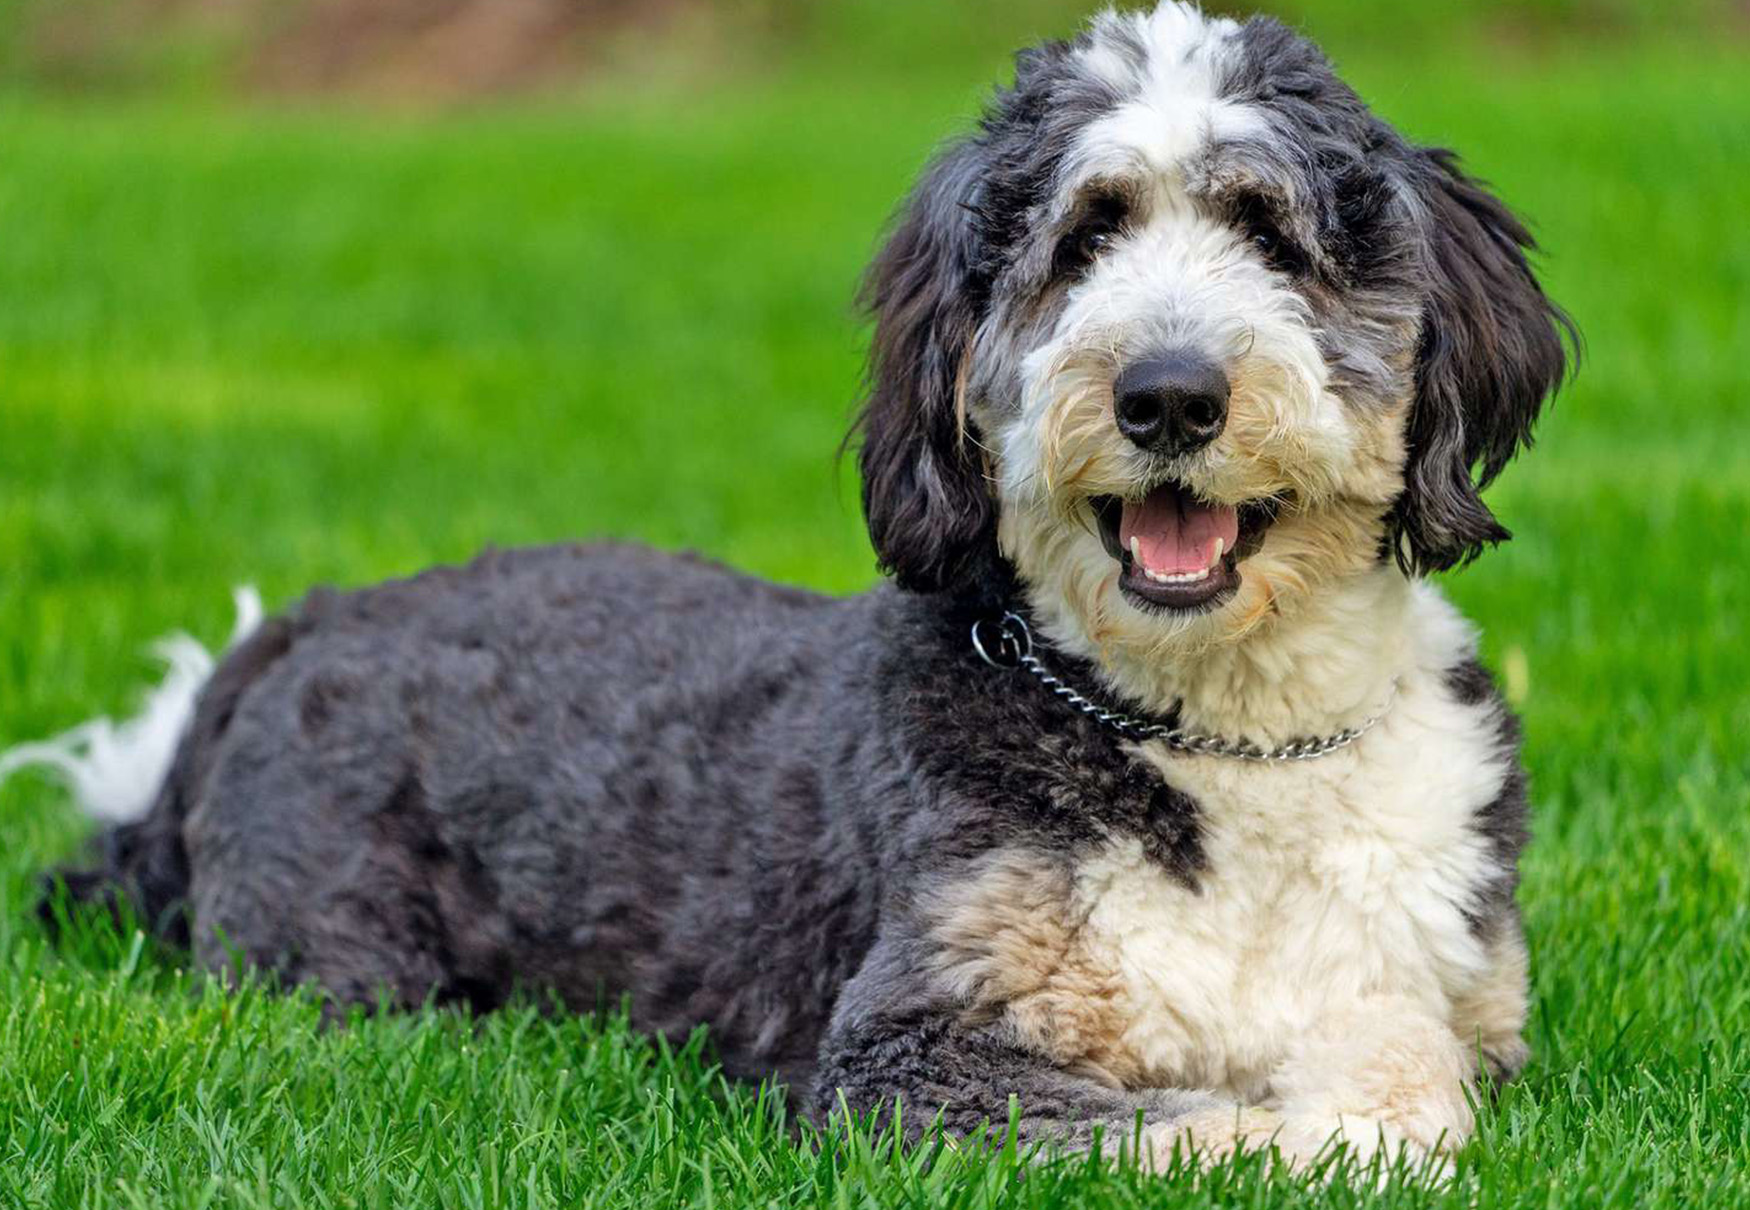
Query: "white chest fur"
1072 593 1512 1100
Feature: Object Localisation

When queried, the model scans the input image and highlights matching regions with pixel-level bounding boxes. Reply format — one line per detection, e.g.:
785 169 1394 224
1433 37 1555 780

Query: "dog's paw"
1266 996 1475 1154
1139 1107 1455 1184
1136 1105 1286 1170
1273 1113 1457 1184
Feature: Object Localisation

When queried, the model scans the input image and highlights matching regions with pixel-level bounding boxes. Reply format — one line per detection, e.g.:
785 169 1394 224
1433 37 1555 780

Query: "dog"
7 1 1571 1175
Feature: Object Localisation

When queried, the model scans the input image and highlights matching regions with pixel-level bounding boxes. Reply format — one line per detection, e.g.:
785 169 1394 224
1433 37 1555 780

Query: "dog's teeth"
1131 538 1219 588
1212 537 1225 566
1144 566 1213 586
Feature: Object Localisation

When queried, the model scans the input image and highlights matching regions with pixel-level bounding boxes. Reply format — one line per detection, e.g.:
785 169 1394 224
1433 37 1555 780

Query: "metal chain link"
972 611 1393 762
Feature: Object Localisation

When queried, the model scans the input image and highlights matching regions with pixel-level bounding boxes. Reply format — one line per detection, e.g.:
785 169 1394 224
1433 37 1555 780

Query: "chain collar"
971 611 1394 762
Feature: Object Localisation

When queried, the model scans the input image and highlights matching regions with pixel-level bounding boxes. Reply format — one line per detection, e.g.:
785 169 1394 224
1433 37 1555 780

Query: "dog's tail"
2 588 265 941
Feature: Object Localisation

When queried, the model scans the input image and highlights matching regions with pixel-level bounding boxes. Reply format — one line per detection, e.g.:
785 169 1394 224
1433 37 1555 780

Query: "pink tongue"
1119 485 1240 575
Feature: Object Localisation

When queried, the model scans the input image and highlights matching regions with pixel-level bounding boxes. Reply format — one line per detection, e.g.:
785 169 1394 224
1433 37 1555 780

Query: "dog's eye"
1055 213 1123 278
1246 218 1306 276
1079 228 1115 260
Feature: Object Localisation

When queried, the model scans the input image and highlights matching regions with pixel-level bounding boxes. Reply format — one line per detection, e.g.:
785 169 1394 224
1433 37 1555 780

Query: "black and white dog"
8 1 1571 1174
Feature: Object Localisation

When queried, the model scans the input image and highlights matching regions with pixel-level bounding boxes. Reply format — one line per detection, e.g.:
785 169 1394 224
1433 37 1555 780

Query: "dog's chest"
1064 693 1506 1100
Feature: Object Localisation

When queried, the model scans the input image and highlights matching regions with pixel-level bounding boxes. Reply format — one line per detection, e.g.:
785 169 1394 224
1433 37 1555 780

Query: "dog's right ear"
1390 147 1575 574
854 139 1000 596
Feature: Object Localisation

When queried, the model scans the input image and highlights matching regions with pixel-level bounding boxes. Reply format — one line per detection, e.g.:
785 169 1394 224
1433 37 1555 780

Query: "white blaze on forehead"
1070 4 1260 187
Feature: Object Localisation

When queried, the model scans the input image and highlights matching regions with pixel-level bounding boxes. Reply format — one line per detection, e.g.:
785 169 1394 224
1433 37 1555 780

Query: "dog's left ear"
1391 147 1576 573
853 139 1002 597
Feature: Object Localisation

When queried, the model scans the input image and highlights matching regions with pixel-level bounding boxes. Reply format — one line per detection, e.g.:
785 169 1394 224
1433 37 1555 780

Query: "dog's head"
855 2 1572 664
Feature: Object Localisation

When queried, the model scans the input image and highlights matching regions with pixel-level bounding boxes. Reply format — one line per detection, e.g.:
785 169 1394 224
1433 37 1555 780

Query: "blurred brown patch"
246 0 685 101
17 0 706 100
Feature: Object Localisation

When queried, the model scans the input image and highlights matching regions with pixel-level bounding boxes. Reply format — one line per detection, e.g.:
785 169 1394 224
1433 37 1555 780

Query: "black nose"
1112 353 1230 455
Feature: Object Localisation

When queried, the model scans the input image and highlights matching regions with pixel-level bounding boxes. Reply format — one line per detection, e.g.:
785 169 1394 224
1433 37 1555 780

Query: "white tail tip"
0 586 264 825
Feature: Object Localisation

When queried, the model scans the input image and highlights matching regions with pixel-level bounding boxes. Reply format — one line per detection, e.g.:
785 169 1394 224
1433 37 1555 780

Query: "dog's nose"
1112 353 1230 455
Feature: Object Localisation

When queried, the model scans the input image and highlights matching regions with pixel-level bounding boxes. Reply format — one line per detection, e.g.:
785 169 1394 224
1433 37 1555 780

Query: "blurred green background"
2 2 1748 1207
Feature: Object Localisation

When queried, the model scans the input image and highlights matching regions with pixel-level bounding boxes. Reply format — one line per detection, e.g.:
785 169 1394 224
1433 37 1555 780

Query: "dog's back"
43 544 886 1081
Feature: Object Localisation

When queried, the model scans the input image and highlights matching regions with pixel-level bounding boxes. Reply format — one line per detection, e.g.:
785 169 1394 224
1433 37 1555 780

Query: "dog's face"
857 3 1570 665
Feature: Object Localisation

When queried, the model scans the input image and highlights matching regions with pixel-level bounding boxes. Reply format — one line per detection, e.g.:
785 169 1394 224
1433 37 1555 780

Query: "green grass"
3 9 1749 1207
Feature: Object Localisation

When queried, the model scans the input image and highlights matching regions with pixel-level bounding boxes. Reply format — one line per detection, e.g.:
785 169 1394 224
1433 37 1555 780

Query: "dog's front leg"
811 1009 1241 1162
810 939 1246 1167
1256 994 1477 1174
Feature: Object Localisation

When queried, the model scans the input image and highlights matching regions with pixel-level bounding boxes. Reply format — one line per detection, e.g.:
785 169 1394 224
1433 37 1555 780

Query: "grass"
2 4 1749 1206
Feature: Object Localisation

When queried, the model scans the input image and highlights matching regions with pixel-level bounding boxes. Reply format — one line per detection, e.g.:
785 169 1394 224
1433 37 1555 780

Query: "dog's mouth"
1092 483 1276 613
